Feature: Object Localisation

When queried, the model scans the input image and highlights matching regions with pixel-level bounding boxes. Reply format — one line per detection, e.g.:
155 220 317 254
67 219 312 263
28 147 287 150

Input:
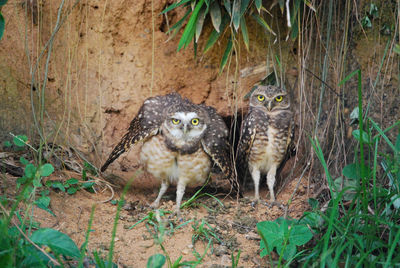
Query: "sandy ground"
0 162 311 267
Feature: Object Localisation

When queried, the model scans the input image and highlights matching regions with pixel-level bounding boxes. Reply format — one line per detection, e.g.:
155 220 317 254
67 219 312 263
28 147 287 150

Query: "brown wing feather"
100 117 157 172
200 105 241 197
101 93 182 172
236 112 257 182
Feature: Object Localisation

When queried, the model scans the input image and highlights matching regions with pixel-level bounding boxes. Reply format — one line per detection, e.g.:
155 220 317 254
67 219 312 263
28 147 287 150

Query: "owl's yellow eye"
257 95 265 102
172 118 181 125
191 118 199 126
275 95 283 102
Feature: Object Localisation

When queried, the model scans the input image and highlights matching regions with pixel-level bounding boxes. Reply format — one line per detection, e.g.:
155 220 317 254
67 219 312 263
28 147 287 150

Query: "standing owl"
237 85 294 202
101 93 239 214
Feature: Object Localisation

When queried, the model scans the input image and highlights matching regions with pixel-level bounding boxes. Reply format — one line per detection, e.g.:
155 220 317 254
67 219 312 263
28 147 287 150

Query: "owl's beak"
182 124 188 134
265 101 272 111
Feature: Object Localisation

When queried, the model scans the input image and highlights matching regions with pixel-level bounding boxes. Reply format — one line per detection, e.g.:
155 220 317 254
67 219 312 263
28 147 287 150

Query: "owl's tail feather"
100 130 135 172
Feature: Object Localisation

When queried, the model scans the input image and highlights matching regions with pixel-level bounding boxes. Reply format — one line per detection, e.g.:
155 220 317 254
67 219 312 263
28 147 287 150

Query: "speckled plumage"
101 93 238 213
237 85 294 201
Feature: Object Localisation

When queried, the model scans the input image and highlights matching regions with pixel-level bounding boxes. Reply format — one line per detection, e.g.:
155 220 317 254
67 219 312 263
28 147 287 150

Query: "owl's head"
161 102 209 151
249 85 290 112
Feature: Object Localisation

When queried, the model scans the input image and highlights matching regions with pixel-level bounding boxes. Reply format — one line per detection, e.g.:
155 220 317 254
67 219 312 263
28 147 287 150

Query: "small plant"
45 177 95 195
361 3 379 28
231 249 241 268
257 217 313 262
147 254 166 268
163 0 314 72
3 134 29 151
0 0 8 40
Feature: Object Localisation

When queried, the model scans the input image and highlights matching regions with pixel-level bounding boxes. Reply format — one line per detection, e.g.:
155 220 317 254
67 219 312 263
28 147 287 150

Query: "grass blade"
195 6 207 42
384 228 400 268
252 13 276 35
161 0 191 14
219 36 233 73
177 0 205 51
338 69 360 86
210 1 222 32
0 13 5 41
224 0 232 16
107 176 136 267
232 0 241 31
240 0 250 17
78 205 96 268
255 0 261 13
204 13 229 53
240 17 249 51
369 118 398 152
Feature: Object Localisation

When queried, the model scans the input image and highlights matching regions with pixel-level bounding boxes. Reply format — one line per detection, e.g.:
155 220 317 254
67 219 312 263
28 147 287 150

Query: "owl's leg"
175 181 186 215
151 181 169 208
250 166 261 200
266 166 277 201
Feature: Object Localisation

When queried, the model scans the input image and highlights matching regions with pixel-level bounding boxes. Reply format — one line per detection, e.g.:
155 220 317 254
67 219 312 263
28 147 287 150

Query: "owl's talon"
149 202 159 209
265 200 284 209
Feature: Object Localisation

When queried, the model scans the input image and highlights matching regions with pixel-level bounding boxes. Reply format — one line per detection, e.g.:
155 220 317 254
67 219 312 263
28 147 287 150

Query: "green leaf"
240 17 249 51
279 243 297 261
35 196 55 216
203 13 229 53
177 0 205 51
252 13 276 35
369 3 378 18
0 0 8 6
67 187 78 195
339 69 360 86
333 176 358 201
35 196 50 208
290 19 299 39
219 36 233 73
396 133 400 152
240 0 250 17
394 44 400 55
289 224 313 246
39 163 54 177
66 178 79 185
308 198 319 209
146 254 166 268
223 0 231 16
3 140 12 148
342 163 361 179
232 0 241 31
40 189 50 196
161 0 191 14
25 163 37 179
17 176 28 185
33 177 42 187
166 8 191 35
255 0 262 13
300 212 324 229
361 16 372 28
195 6 207 42
257 221 283 256
82 181 95 189
19 156 29 165
30 228 80 258
13 135 28 147
352 129 371 144
210 1 221 32
0 13 4 41
48 181 66 192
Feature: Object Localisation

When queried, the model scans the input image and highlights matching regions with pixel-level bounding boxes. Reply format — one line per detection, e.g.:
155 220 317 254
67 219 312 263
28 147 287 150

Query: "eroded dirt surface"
5 168 310 267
